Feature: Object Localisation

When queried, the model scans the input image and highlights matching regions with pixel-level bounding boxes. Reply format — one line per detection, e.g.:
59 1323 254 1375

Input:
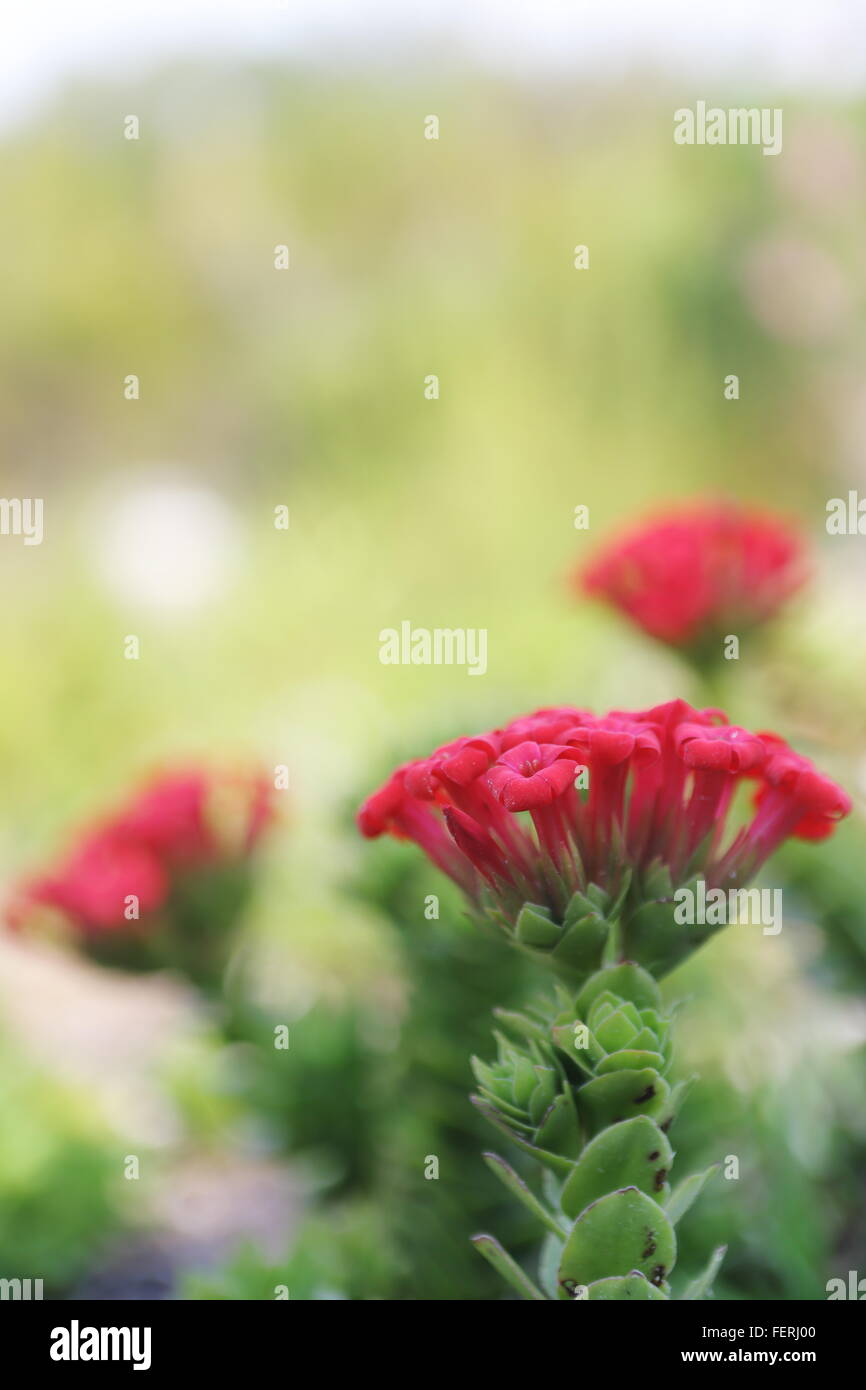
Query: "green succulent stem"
470 958 725 1300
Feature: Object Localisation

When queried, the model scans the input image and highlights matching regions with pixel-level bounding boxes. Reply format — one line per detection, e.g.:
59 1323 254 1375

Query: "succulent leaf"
558 1187 676 1294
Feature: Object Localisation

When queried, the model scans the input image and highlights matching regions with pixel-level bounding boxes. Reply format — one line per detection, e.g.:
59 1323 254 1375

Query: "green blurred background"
1 3 865 1299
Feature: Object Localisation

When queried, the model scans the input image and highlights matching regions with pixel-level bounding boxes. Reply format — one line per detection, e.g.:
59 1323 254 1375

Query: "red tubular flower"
356 761 481 895
578 503 808 649
358 700 849 975
724 734 853 880
486 743 581 812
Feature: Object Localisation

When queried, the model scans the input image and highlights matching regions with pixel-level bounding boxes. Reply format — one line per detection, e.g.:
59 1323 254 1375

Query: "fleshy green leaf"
475 1091 531 1128
528 1067 558 1125
535 1092 582 1159
515 903 562 949
551 1023 601 1073
560 1116 673 1219
483 1152 567 1238
606 868 633 921
586 994 619 1026
577 963 661 1014
621 882 722 977
582 1273 667 1301
679 1244 727 1301
564 890 600 926
579 1069 670 1135
558 1187 676 1294
512 1054 539 1108
471 1234 547 1300
595 1008 640 1053
538 1230 565 1299
471 1096 575 1175
596 1048 665 1075
585 883 609 911
470 1055 497 1090
550 914 609 975
665 1165 720 1225
541 1166 564 1209
492 1007 550 1048
641 860 674 901
659 1074 696 1129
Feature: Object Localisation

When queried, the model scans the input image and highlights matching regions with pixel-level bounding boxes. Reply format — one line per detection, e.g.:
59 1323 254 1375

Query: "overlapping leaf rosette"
358 699 849 1298
8 768 273 992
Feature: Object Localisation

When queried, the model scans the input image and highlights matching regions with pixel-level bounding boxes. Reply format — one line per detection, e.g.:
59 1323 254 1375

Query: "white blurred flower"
91 479 241 614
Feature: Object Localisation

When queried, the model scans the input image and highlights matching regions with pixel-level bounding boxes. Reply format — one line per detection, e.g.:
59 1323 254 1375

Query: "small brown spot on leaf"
654 1168 667 1191
634 1085 656 1105
641 1230 657 1259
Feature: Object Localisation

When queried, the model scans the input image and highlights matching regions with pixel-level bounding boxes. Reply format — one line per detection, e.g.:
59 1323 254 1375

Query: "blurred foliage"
192 840 540 1299
183 1204 395 1302
220 995 387 1198
669 1043 866 1301
779 826 866 992
349 839 538 1299
0 1029 121 1289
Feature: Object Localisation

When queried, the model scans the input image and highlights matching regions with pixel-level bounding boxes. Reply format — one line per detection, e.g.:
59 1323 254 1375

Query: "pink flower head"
578 503 808 648
358 700 849 976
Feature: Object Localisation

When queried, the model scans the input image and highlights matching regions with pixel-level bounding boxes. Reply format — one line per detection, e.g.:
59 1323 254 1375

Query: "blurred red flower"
8 768 273 937
577 503 808 647
19 832 169 929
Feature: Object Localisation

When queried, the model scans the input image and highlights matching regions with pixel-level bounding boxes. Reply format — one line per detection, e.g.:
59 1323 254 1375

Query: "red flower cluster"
578 504 808 647
9 769 272 934
358 701 849 922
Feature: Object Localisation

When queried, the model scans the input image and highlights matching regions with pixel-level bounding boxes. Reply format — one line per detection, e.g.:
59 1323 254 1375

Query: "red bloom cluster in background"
577 503 808 647
8 769 272 934
358 701 849 921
